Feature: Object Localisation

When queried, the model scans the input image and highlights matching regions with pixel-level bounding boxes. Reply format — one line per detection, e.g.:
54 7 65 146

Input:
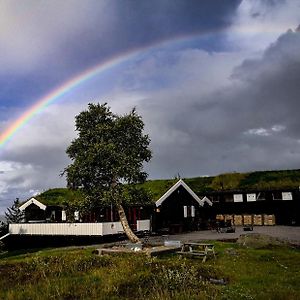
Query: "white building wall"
9 219 151 236
9 223 103 236
136 219 150 231
102 222 124 235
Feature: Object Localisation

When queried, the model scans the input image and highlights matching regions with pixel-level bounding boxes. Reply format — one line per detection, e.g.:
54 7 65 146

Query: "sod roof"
33 169 300 206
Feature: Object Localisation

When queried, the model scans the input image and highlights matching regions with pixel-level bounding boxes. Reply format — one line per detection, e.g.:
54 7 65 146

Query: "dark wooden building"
205 188 300 225
153 180 213 233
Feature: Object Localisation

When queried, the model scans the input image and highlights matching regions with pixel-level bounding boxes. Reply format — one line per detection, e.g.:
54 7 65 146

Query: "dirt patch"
237 233 289 248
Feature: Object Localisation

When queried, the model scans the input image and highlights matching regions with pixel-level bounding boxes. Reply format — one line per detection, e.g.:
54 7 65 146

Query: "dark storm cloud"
143 27 300 178
0 0 241 111
110 0 241 44
230 28 300 133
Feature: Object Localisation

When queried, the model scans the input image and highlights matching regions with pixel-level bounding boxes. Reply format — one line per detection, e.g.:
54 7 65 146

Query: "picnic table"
177 242 216 262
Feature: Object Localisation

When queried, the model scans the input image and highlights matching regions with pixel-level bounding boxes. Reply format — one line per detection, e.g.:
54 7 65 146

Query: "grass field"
0 240 299 300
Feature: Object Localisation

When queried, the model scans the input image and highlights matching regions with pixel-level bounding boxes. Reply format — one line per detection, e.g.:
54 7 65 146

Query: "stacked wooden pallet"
233 215 243 226
215 214 276 226
253 214 263 226
243 215 253 226
263 214 276 225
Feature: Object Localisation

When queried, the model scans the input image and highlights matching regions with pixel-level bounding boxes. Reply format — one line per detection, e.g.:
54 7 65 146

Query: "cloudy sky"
0 0 300 212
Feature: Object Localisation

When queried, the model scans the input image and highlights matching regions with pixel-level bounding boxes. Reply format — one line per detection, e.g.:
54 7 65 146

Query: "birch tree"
63 103 152 243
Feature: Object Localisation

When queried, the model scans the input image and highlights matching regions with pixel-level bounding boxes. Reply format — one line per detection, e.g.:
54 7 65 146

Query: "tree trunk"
116 203 140 243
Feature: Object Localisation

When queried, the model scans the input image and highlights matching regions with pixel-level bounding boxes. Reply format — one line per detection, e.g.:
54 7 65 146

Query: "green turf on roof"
35 188 84 206
33 169 300 206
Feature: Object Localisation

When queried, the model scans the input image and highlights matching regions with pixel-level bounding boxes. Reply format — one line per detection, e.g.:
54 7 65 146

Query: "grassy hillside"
0 241 299 299
35 169 300 206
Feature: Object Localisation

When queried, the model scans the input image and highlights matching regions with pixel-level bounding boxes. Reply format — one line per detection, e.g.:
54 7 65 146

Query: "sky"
0 0 300 212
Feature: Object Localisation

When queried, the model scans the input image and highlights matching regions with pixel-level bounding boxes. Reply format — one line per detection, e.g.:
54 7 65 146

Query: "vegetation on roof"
141 169 300 198
33 169 300 206
35 188 85 207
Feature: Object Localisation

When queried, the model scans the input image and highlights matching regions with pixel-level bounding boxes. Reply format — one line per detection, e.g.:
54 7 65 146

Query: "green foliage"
63 103 152 208
0 221 8 237
4 198 24 224
122 184 154 205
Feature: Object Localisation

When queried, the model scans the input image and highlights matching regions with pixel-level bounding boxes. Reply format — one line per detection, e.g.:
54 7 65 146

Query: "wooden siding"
9 219 151 236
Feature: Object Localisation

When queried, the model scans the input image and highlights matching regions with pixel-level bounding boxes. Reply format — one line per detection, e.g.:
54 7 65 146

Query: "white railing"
9 219 150 236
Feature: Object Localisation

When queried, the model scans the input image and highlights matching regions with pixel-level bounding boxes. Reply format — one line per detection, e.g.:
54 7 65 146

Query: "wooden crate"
243 215 253 226
263 214 276 226
253 214 263 226
233 215 243 226
224 214 233 222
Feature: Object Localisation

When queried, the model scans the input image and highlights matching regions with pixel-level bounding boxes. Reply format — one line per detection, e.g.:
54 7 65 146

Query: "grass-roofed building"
2 169 300 246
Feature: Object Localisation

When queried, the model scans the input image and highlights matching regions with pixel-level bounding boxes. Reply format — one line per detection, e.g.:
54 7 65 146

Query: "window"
256 192 266 201
183 205 195 218
247 193 256 202
61 210 66 221
282 192 293 200
224 195 234 203
234 194 243 203
272 191 282 200
191 206 195 217
211 196 219 203
74 211 79 221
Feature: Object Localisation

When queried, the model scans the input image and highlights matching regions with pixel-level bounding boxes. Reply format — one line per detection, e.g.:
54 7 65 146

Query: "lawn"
0 241 299 299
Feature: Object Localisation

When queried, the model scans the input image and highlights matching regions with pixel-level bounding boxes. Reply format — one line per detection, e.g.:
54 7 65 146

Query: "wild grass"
0 242 299 299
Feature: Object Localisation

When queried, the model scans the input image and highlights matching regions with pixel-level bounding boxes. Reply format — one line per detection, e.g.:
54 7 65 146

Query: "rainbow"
0 32 200 149
0 25 289 149
0 51 139 148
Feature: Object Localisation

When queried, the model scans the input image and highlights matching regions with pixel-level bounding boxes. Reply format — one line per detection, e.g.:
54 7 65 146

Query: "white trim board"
200 196 213 207
155 179 212 207
19 198 47 211
0 233 10 241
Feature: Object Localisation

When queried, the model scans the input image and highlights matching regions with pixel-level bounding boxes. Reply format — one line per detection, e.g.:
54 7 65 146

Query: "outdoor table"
177 242 215 262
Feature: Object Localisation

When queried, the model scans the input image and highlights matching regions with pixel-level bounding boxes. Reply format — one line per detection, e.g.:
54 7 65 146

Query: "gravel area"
148 226 300 245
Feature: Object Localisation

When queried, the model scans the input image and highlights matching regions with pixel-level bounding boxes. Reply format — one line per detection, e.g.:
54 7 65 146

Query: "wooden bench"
177 242 216 262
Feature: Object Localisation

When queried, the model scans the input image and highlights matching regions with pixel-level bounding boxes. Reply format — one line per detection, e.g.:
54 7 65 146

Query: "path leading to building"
149 226 300 245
